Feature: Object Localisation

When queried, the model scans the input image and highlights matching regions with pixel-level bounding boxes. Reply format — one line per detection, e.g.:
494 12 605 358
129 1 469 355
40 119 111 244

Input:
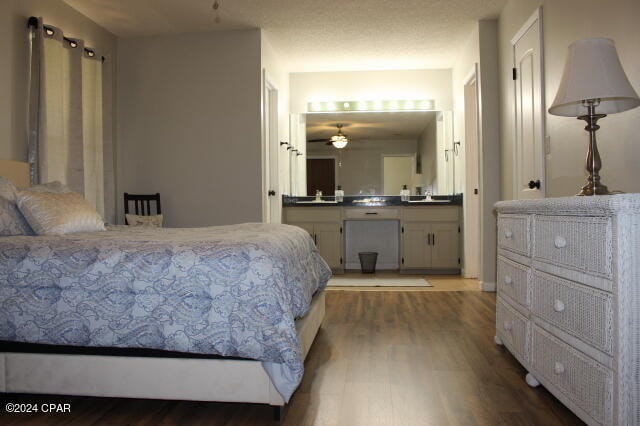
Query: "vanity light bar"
307 99 435 113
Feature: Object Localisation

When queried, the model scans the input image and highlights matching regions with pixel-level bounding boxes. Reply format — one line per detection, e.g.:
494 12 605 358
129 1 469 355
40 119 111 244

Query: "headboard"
0 159 30 188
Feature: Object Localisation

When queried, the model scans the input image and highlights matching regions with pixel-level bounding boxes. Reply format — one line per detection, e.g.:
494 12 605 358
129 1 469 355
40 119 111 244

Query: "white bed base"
0 292 325 407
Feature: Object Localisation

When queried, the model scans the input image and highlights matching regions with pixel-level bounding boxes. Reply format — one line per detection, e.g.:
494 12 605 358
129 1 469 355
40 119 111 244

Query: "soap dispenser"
401 185 410 201
335 185 344 202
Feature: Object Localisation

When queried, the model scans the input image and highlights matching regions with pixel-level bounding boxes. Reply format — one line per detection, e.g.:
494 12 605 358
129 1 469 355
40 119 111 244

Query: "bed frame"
0 159 326 411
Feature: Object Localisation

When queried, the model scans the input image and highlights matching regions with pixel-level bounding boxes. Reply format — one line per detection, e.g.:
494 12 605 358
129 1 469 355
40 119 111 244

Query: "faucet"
315 190 322 201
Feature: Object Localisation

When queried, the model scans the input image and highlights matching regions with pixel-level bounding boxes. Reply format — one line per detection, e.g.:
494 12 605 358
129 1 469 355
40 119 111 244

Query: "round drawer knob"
553 299 565 312
554 362 565 375
504 230 513 239
554 235 567 248
503 321 512 331
504 275 513 285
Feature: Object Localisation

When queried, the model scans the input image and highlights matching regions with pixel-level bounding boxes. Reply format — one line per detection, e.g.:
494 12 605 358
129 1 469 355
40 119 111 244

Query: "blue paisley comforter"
0 223 331 401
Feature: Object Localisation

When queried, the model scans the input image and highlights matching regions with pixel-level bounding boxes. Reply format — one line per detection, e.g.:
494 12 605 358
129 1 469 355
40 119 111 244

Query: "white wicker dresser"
494 194 640 426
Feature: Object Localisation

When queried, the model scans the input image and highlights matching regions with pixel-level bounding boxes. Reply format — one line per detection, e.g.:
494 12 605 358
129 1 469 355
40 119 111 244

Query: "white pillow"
17 191 105 235
126 214 163 227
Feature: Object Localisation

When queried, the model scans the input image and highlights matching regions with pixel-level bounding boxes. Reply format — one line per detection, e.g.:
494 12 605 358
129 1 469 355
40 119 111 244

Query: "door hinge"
401 257 404 265
512 67 517 80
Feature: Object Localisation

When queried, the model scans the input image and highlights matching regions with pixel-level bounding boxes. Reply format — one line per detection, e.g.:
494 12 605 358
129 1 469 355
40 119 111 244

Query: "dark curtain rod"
27 16 106 63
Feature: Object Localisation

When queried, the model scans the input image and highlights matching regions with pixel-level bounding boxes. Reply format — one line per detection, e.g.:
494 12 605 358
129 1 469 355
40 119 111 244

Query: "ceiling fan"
307 123 349 148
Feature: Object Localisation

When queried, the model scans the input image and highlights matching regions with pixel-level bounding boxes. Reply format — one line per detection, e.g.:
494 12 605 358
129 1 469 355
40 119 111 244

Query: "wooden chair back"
124 193 161 224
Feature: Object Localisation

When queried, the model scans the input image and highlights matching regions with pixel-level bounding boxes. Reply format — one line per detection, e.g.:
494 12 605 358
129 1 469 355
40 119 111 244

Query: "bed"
0 159 331 412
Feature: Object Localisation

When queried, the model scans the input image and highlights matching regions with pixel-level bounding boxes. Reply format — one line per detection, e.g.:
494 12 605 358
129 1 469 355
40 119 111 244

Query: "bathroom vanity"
283 196 462 274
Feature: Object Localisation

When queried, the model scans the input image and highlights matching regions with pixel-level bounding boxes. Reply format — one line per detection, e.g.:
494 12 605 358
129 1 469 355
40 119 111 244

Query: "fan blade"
307 138 329 143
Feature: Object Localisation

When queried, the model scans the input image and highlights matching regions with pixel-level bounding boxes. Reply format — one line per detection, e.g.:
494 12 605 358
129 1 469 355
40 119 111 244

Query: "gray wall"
499 0 640 198
307 139 417 195
117 30 262 227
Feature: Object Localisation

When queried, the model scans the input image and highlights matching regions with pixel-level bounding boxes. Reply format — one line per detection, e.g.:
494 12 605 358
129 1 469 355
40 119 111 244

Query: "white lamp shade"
549 38 640 116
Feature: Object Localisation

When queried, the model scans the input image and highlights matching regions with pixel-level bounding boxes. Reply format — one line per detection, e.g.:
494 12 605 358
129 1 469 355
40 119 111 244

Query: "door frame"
262 71 280 223
511 6 545 199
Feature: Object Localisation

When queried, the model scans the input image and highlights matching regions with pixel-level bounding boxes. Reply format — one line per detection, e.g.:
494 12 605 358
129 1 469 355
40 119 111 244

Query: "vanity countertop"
282 194 462 207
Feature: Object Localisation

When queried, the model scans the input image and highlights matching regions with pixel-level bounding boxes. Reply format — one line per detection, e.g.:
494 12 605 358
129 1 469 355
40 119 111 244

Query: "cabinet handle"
553 362 565 375
554 235 567 248
365 212 378 215
427 234 431 245
504 275 513 285
432 233 436 245
503 321 512 331
504 230 513 239
553 299 565 312
314 234 317 245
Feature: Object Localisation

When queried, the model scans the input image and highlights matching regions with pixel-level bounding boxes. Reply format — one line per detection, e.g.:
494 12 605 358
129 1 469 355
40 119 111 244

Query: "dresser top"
495 193 640 215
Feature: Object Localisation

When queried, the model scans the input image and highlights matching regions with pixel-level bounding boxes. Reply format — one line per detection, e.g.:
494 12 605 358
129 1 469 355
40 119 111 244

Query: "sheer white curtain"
28 18 108 218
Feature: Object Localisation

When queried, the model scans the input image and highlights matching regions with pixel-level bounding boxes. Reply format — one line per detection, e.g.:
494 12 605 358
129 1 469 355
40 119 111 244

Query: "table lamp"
548 38 640 195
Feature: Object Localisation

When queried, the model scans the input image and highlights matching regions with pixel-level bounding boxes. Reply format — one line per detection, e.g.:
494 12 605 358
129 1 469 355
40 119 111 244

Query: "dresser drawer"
496 297 529 363
531 325 612 425
497 214 530 256
533 215 612 279
497 256 530 308
532 270 613 355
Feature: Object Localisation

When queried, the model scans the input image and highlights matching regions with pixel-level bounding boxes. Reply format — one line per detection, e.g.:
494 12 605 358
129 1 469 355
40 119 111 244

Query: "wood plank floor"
0 290 584 425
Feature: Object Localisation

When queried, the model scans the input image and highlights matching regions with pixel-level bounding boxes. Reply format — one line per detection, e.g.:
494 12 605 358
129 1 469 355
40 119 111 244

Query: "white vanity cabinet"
283 203 461 274
283 207 343 271
495 195 640 426
401 206 460 271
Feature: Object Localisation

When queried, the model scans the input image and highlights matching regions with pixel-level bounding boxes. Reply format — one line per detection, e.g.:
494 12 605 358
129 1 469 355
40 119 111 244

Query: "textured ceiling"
62 0 506 72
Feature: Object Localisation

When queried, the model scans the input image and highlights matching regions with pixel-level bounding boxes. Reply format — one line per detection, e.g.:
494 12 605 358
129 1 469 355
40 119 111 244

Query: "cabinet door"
289 222 315 241
431 222 460 268
315 223 342 269
402 223 431 267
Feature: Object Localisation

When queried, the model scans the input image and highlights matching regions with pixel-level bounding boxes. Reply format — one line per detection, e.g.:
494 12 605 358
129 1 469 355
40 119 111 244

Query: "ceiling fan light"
332 139 348 149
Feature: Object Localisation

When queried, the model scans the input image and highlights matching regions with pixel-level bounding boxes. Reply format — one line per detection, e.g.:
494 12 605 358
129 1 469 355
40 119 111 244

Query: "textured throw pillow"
126 214 163 228
17 191 105 235
0 176 34 236
0 176 18 201
0 197 35 235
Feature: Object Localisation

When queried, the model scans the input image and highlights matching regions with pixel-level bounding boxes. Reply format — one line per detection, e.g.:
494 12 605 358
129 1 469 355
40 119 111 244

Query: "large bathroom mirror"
288 110 456 196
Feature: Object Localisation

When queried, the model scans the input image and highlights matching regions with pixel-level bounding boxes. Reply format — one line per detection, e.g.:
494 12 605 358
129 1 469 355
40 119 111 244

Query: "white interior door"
383 155 413 195
463 66 480 278
512 8 545 200
263 74 280 223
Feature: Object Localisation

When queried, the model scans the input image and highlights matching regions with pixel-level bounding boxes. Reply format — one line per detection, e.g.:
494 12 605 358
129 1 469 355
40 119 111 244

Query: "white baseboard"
479 281 496 292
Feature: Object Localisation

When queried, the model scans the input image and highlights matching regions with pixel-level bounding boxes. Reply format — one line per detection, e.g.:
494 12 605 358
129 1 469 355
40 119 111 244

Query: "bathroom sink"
408 198 450 203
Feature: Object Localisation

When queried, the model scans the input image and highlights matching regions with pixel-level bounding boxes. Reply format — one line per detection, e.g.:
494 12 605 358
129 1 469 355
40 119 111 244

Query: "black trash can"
358 252 378 274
